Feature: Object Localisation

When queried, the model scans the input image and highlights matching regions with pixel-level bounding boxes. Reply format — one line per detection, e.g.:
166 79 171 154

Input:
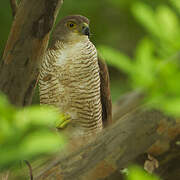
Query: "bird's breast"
56 40 103 135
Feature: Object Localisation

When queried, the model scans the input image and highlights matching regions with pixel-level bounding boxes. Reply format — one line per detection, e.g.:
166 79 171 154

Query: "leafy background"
0 0 180 179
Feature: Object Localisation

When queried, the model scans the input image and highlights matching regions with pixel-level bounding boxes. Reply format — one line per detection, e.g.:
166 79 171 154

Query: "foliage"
170 0 180 14
0 94 65 171
132 2 180 57
126 166 160 180
99 1 180 117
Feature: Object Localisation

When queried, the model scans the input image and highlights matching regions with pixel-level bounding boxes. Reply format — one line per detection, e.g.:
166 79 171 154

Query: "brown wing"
98 56 112 127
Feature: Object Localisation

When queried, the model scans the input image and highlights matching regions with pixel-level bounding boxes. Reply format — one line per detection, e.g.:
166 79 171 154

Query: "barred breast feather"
39 37 103 136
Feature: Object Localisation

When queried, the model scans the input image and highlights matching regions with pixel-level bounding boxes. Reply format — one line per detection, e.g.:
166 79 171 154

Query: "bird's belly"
46 39 104 135
59 62 103 135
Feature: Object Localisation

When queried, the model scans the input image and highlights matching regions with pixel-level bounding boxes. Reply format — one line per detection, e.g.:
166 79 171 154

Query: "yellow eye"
67 22 77 29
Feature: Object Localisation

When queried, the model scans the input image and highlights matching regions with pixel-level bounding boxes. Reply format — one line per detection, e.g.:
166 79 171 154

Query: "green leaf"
158 98 180 117
0 94 16 121
170 0 180 14
20 131 65 157
156 5 180 45
132 38 156 88
98 45 133 73
126 165 160 180
132 2 180 55
135 38 155 63
132 3 161 38
0 118 15 144
14 106 62 129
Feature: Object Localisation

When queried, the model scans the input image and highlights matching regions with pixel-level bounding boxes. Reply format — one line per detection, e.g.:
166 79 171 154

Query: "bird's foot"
56 113 71 129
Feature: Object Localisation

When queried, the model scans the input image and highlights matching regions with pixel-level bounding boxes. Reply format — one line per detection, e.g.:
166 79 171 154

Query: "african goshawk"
39 15 112 139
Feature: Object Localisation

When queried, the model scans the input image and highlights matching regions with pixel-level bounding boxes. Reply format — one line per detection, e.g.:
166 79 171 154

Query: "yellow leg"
56 113 71 129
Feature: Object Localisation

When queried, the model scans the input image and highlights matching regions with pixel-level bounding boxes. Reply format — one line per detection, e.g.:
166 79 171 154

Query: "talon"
56 113 71 129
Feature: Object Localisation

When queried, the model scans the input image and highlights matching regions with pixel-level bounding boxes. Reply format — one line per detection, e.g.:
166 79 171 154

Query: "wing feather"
98 57 112 127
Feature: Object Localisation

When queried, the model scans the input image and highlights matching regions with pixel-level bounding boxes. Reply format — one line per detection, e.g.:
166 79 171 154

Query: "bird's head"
50 15 90 46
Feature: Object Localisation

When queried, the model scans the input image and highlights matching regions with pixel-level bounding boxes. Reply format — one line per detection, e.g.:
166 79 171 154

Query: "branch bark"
10 0 18 18
0 0 63 106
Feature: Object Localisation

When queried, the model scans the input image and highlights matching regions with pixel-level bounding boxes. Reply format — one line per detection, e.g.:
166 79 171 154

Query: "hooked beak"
81 23 90 36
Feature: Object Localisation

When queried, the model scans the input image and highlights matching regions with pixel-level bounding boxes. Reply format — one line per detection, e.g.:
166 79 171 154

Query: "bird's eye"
67 22 77 29
69 23 74 27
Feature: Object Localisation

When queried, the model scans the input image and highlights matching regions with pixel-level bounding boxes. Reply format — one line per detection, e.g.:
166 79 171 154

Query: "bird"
39 15 112 140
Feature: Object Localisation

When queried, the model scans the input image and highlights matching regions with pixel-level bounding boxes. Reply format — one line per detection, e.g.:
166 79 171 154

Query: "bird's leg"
56 113 71 129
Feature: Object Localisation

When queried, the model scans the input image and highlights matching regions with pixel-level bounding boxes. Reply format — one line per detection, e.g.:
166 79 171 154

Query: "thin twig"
10 0 18 18
24 160 33 180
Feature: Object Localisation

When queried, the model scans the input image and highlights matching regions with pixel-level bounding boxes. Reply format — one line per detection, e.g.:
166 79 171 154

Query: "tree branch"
0 0 63 106
10 0 18 18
